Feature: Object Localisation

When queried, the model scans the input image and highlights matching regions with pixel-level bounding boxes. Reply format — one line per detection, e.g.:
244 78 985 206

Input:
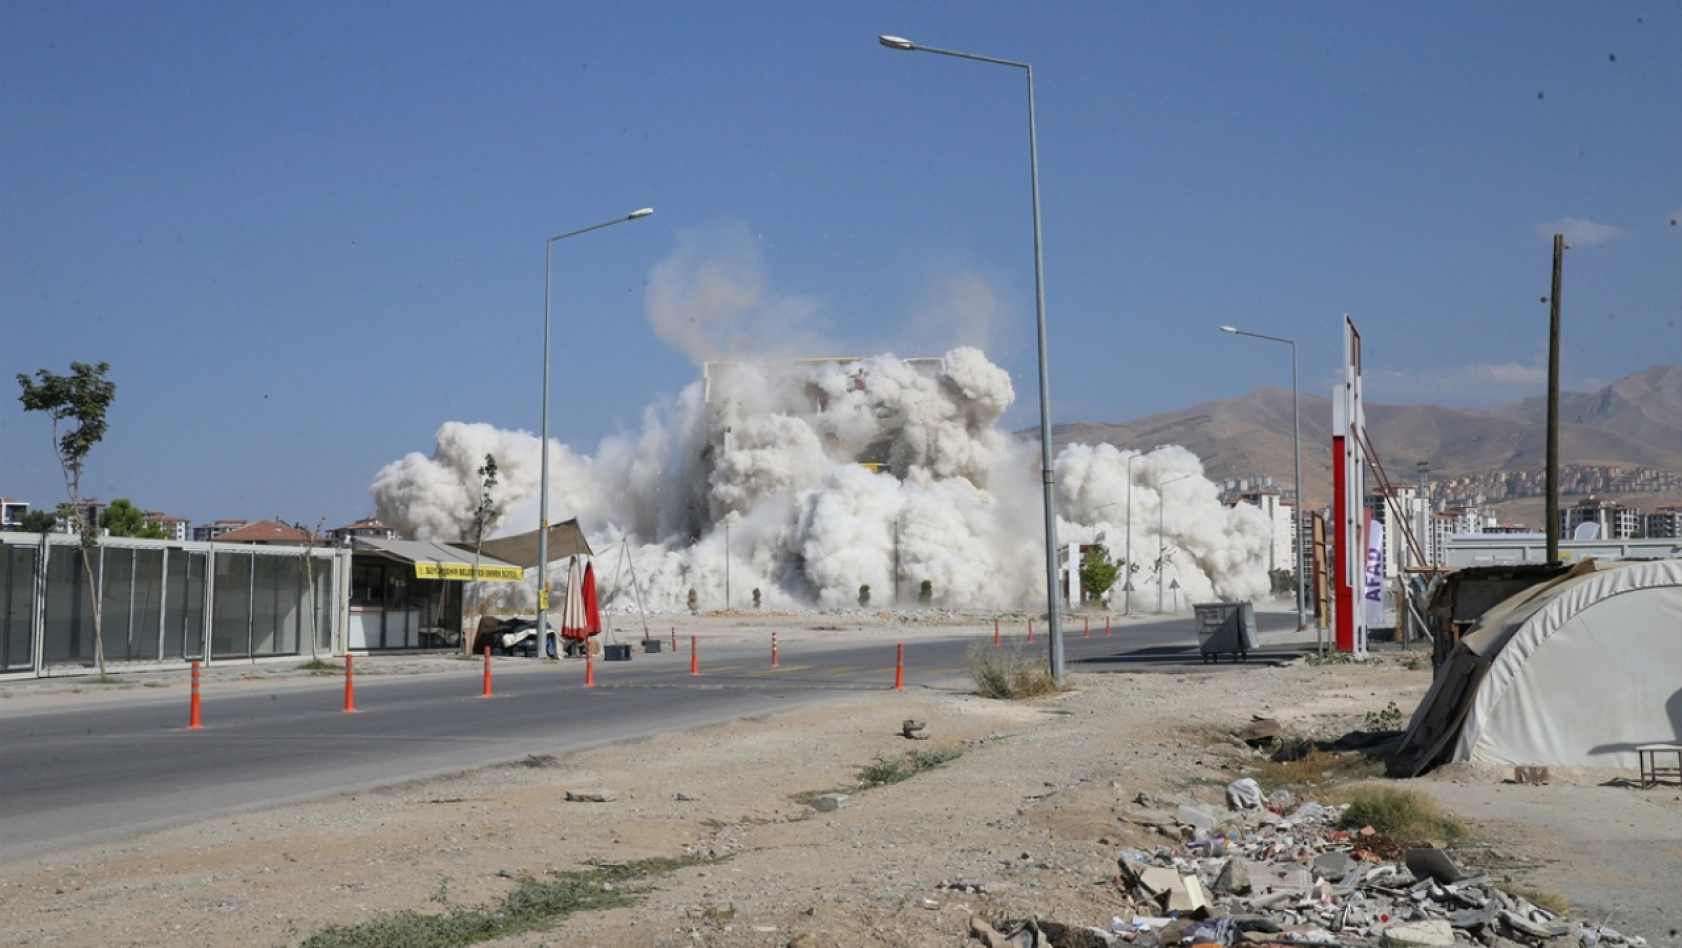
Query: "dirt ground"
2 612 1679 947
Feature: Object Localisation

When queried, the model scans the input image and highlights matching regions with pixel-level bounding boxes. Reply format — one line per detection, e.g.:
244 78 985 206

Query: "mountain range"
1048 364 1682 511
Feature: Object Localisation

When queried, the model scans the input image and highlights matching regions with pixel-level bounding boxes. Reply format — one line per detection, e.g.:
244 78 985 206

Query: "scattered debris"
564 789 616 803
903 719 930 740
981 794 1647 948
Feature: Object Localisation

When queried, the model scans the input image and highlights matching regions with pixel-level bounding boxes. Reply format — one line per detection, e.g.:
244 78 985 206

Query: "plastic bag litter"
1226 777 1263 809
1186 915 1240 948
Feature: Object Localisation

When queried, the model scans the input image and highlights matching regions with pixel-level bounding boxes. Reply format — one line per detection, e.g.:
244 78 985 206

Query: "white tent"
1394 558 1682 774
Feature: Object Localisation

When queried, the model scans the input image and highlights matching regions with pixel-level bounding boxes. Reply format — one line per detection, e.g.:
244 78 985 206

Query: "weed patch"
1331 785 1466 843
1249 745 1385 792
1363 701 1404 731
967 643 1062 699
791 748 964 805
300 857 706 948
297 659 341 672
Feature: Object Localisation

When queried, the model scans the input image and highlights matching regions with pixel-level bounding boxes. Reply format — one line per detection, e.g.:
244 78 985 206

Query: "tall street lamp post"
1158 473 1193 613
878 33 1066 683
535 208 653 658
1219 325 1306 632
1125 452 1137 616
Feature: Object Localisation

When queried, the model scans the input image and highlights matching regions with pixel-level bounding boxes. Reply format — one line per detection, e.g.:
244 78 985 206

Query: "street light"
879 33 1066 684
1219 325 1306 632
1125 452 1137 616
1158 473 1193 613
535 208 653 658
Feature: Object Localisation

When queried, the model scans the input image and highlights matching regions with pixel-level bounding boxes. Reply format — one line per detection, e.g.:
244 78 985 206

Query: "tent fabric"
1454 557 1682 769
352 538 525 582
448 520 591 570
1396 558 1682 773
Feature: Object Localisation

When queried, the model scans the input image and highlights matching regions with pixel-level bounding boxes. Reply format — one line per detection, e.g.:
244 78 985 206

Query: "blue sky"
4 2 1678 528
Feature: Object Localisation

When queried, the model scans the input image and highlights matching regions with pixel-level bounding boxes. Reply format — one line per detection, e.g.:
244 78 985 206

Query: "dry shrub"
966 643 1061 699
1331 785 1466 843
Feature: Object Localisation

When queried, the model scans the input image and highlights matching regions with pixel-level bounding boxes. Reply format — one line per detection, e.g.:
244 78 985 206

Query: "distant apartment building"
1 497 27 531
1559 496 1640 540
143 511 190 542
1429 505 1487 568
193 519 249 542
51 498 104 535
1644 505 1682 539
328 517 400 546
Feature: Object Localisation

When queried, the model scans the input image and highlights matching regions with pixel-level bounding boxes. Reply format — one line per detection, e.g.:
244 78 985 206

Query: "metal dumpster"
1193 601 1258 662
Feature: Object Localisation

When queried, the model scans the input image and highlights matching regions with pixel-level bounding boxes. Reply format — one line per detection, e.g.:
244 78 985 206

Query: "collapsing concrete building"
702 356 947 477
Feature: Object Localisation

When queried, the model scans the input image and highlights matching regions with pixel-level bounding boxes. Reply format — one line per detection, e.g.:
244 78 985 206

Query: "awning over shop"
447 519 592 569
352 539 525 582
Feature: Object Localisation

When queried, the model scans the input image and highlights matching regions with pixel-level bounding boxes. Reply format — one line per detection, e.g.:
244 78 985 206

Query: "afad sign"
1363 518 1385 627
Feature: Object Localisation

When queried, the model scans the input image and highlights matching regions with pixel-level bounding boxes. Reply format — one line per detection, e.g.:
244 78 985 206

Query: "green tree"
1268 568 1296 596
20 509 57 533
17 361 117 677
1079 545 1120 607
100 499 166 539
918 579 933 606
858 584 871 608
465 453 500 652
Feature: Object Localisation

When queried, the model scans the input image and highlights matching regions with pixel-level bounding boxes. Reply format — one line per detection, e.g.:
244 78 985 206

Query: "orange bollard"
1106 616 1112 636
690 635 699 676
993 618 1000 647
188 660 203 729
1028 618 1034 643
343 653 357 713
584 649 595 687
894 643 905 692
771 630 780 668
482 645 493 697
1084 616 1091 638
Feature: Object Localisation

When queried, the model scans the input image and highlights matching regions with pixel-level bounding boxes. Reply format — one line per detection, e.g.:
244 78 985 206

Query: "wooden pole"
1546 233 1564 565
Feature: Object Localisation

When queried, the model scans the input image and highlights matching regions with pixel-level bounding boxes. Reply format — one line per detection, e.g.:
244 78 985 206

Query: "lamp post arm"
890 41 1029 70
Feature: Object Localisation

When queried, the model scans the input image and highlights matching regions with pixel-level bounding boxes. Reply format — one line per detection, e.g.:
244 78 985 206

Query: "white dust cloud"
369 234 1271 614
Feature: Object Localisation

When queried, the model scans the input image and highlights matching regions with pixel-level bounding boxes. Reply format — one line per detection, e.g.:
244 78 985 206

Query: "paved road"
0 610 1310 859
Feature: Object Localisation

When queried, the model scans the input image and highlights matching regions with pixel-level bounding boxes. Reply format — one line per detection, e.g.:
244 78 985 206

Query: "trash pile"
969 779 1648 948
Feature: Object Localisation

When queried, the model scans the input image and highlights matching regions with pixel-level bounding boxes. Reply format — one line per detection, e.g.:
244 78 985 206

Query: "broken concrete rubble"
979 793 1652 948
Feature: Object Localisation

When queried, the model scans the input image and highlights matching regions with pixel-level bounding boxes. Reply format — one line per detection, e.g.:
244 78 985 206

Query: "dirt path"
1 617 1677 947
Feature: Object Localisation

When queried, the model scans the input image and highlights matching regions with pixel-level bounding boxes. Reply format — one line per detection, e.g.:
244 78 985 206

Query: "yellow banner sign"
413 562 524 583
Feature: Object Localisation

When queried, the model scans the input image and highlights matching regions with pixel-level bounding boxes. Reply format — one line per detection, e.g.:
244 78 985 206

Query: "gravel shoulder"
2 614 1678 947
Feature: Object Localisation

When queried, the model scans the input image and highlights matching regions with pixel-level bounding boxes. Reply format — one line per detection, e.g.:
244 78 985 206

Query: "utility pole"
1546 234 1564 565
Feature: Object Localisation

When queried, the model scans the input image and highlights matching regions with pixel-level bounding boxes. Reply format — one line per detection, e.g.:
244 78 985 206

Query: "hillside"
1047 365 1682 510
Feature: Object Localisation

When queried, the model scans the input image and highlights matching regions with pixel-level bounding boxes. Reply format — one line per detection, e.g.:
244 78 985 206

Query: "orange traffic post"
1027 618 1034 643
1105 615 1112 636
993 618 1000 647
584 649 596 687
482 645 493 697
1084 616 1091 638
690 635 699 676
188 660 203 730
894 643 905 692
771 630 780 668
343 652 357 713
